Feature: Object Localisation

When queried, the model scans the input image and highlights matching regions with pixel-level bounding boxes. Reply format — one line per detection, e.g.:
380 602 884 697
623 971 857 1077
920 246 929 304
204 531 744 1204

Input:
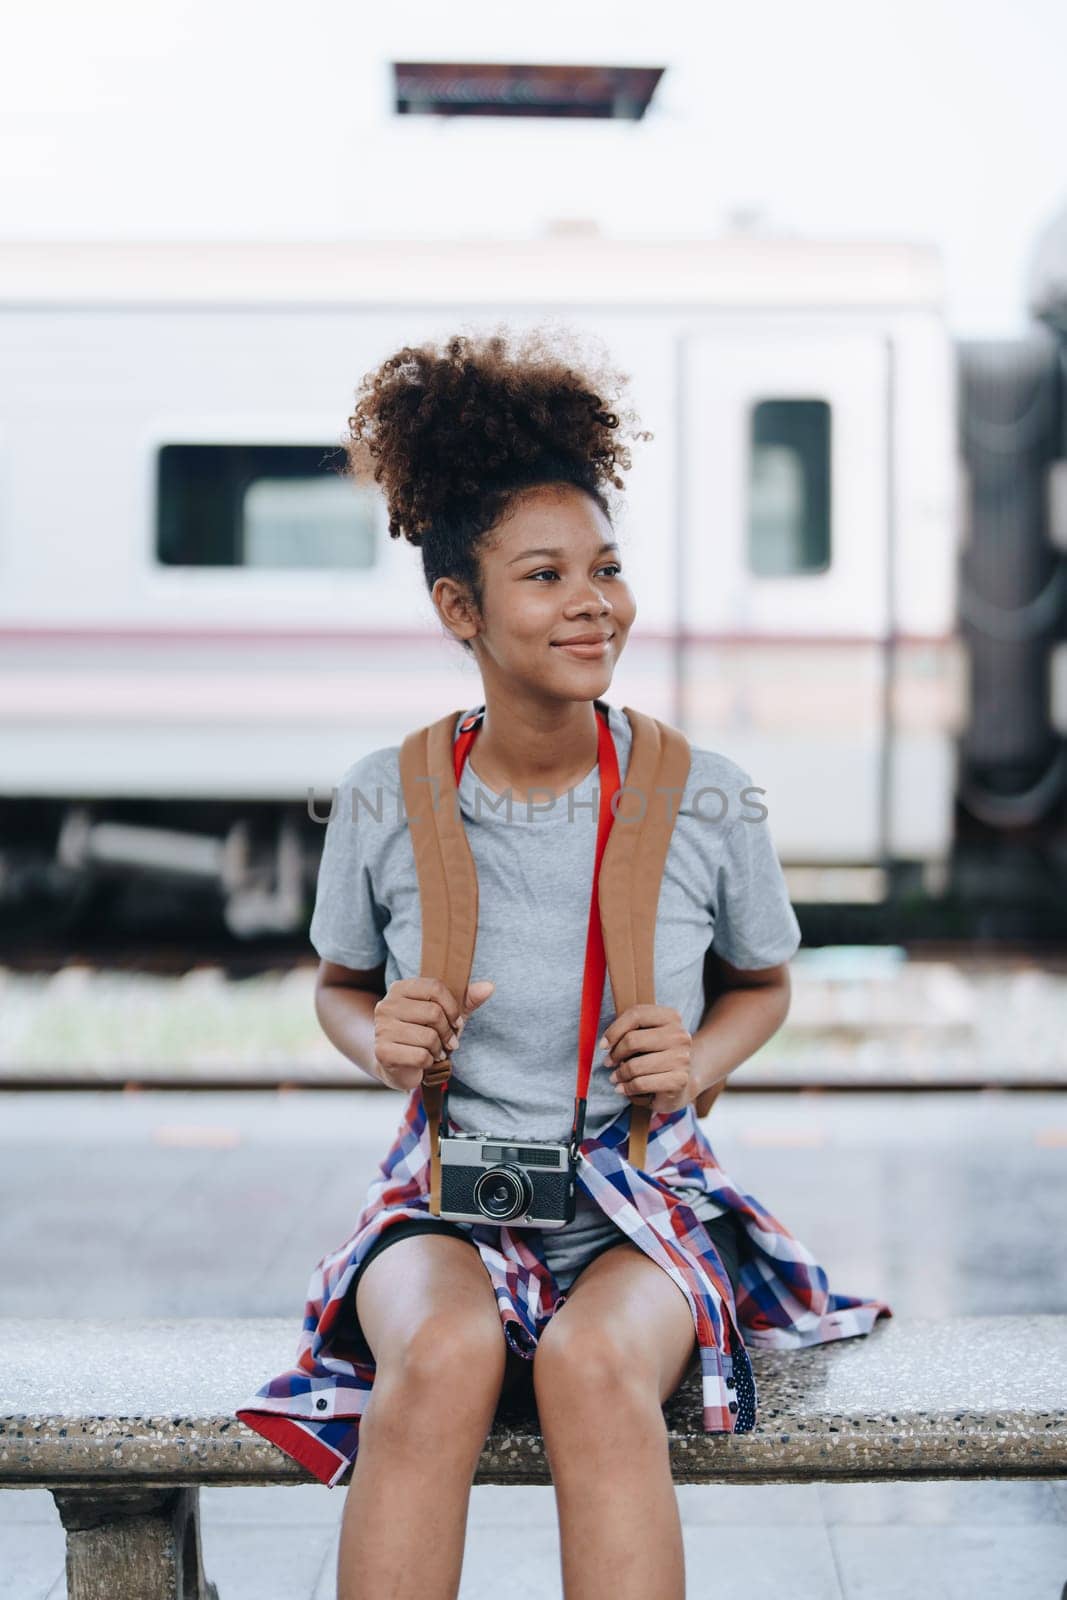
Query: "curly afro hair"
344 324 651 655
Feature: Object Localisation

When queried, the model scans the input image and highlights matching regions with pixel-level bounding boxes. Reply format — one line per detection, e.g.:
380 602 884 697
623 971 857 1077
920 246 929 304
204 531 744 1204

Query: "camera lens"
473 1164 532 1221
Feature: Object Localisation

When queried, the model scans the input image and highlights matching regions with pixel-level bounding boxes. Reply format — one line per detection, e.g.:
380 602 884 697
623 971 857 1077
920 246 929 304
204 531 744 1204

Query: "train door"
681 327 891 864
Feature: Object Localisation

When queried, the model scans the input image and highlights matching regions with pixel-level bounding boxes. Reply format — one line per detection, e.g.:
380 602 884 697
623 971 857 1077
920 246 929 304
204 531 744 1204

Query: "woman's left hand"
599 1005 693 1115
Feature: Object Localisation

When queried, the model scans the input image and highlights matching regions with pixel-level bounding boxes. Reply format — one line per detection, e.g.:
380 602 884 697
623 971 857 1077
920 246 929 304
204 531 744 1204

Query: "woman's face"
436 483 637 704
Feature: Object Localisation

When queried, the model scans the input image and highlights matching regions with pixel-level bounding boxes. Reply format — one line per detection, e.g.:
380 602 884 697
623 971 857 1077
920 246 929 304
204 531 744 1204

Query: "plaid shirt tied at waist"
235 1094 893 1489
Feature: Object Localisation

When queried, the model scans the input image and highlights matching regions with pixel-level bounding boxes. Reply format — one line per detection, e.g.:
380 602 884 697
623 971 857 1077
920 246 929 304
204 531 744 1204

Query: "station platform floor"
1 1085 1065 1598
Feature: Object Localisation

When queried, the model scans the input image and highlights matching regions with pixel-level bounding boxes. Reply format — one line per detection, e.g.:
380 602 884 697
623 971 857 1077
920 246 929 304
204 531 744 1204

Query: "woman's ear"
432 577 477 644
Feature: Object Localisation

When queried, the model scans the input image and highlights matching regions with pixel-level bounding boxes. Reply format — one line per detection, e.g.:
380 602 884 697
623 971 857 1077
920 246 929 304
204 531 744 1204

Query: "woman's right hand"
372 977 495 1093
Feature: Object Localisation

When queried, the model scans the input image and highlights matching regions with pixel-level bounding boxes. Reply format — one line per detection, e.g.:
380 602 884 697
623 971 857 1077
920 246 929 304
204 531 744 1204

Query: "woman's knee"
532 1316 657 1415
354 1232 502 1375
376 1307 507 1400
366 1312 507 1460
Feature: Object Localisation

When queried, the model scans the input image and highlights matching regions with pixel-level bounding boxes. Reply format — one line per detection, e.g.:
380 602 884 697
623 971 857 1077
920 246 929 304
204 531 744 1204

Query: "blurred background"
3 1 1067 959
1 4 1066 1598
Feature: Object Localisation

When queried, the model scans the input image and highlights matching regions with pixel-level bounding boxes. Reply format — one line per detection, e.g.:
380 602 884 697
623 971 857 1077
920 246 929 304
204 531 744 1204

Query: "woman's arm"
314 958 389 1081
688 949 792 1105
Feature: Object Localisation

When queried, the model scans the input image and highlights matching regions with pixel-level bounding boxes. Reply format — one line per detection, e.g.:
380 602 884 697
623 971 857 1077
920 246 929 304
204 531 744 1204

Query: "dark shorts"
345 1209 745 1377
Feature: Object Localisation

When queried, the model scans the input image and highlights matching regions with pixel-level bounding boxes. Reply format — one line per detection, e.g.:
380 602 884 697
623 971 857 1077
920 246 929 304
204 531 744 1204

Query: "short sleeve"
710 804 801 970
308 767 389 969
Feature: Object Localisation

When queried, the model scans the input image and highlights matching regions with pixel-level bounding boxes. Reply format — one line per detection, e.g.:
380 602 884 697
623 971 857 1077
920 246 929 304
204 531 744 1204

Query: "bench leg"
50 1486 219 1600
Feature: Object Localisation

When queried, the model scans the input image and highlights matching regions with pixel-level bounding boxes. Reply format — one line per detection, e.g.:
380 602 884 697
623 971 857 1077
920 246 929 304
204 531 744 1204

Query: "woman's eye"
529 564 622 582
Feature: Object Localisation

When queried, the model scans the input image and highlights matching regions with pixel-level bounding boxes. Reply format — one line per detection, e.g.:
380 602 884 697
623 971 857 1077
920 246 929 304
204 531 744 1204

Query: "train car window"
156 444 378 568
746 400 831 576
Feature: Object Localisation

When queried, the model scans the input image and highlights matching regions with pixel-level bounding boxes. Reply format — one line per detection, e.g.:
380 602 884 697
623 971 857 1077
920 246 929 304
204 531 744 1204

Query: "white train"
1 234 1063 941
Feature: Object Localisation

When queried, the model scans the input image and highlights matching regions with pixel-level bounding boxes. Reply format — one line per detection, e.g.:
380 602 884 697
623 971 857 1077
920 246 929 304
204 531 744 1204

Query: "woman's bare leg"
532 1242 697 1600
336 1232 509 1600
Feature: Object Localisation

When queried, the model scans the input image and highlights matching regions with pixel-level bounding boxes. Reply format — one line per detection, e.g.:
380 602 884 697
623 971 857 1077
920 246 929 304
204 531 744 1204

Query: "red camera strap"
452 703 622 1142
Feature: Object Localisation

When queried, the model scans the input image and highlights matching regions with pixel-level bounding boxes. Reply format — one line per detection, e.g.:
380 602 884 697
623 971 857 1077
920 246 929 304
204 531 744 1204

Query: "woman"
235 328 891 1600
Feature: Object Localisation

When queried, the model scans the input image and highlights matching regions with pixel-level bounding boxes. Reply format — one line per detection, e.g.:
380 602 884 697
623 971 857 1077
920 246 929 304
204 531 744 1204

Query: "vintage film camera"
437 1129 578 1228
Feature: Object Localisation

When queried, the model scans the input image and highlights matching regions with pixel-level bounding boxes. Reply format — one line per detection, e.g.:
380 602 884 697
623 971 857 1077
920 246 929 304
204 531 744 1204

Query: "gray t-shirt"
310 702 801 1151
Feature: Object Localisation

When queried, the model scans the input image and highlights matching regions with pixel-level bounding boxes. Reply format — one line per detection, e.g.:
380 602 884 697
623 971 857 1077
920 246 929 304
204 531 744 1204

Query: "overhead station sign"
392 62 665 120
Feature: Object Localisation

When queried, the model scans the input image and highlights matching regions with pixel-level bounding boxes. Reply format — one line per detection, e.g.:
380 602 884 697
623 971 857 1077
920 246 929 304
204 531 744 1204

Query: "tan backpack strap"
597 707 691 1170
397 709 480 1214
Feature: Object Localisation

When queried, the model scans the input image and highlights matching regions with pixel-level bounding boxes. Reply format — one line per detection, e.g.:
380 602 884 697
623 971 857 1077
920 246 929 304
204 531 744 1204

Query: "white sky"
1 0 1064 336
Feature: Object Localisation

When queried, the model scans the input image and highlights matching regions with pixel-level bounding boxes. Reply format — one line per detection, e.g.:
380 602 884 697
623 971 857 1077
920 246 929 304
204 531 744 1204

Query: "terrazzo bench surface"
2 1315 1065 1599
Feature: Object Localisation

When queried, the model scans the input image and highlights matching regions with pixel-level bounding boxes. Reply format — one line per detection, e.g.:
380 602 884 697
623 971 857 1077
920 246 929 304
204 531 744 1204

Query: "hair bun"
344 324 650 545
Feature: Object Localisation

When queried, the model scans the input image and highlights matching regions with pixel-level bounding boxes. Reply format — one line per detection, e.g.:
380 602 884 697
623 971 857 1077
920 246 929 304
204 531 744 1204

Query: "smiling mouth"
551 635 614 656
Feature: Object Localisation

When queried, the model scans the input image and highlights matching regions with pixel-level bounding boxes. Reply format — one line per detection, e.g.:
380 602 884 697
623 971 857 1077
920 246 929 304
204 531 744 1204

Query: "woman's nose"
569 589 612 616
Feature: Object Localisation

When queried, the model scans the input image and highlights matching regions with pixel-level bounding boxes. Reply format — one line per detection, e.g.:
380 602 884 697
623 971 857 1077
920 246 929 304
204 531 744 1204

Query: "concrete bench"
1 1315 1064 1599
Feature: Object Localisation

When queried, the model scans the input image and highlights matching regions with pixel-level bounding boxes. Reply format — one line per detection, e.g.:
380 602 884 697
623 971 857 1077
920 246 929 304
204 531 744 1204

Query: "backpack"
398 702 724 1213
